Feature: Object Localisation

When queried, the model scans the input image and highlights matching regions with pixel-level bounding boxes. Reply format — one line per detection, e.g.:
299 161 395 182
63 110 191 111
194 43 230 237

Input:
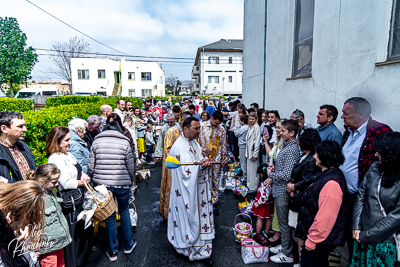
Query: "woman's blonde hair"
26 164 60 185
0 180 45 235
146 124 153 131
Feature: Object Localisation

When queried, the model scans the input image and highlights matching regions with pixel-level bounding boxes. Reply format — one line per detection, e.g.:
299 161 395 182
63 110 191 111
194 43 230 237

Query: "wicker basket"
84 181 117 222
228 163 239 171
234 213 253 242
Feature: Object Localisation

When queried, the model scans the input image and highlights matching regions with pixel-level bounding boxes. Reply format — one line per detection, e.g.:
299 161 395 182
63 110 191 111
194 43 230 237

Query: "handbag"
252 233 270 247
241 238 269 264
377 177 400 261
58 187 83 209
288 191 303 212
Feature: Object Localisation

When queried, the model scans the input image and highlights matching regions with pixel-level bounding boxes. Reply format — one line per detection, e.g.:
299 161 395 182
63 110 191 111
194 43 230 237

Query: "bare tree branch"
49 36 91 93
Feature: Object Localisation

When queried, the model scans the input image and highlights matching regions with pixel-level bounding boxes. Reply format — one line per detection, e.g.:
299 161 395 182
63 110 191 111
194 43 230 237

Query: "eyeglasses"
167 121 175 124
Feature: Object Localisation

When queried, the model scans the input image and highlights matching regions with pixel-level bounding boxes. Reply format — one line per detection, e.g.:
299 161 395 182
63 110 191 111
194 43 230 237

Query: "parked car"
15 87 58 99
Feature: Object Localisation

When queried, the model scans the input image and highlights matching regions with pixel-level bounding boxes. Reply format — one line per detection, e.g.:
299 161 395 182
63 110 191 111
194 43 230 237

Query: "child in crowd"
145 124 156 165
123 116 139 165
245 112 260 192
267 119 301 264
139 110 148 126
234 114 249 182
26 164 72 267
251 163 274 238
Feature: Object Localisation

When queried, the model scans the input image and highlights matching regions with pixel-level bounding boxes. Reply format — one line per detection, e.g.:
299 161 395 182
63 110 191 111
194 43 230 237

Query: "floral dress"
251 181 274 219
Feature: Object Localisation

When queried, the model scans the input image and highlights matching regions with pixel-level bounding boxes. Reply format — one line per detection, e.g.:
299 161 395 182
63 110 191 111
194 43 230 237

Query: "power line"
34 48 195 60
26 0 131 56
34 48 243 63
35 52 243 66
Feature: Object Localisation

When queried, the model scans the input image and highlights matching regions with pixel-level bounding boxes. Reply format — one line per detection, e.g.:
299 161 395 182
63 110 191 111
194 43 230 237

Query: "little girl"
251 163 274 238
144 124 156 165
27 164 72 267
139 110 148 126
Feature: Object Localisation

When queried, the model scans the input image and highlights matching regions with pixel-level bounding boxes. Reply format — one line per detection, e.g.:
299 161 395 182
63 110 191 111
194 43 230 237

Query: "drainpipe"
262 0 267 108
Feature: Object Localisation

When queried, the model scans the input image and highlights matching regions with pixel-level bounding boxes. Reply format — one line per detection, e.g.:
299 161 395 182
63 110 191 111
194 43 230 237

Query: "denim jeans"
105 187 133 253
146 145 154 163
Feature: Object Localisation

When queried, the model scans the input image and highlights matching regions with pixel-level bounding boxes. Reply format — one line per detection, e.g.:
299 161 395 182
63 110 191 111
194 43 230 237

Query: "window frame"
292 0 315 78
78 69 90 80
229 57 233 64
98 69 105 79
208 76 220 84
388 0 400 60
128 72 135 81
141 89 152 97
228 76 233 83
208 57 220 64
141 72 152 81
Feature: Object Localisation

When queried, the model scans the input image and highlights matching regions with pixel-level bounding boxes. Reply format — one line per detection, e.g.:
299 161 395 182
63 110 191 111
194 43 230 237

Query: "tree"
165 74 179 96
50 36 90 93
0 17 38 97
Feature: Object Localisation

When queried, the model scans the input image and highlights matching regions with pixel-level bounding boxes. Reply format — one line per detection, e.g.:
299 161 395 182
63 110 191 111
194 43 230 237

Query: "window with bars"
208 57 220 64
292 0 315 77
98 69 105 79
389 0 400 60
78 70 89 80
128 72 135 80
141 72 152 81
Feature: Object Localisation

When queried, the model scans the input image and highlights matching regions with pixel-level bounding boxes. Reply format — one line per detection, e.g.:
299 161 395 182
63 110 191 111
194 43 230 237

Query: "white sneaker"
293 264 300 267
140 159 146 163
270 252 294 263
270 244 283 254
147 161 155 165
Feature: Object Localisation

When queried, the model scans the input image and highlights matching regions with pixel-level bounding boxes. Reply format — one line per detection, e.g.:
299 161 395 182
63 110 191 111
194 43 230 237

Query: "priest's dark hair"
212 111 223 122
183 117 200 129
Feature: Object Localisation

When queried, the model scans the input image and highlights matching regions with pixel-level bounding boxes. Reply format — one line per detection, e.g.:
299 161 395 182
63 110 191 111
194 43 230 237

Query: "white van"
15 87 58 99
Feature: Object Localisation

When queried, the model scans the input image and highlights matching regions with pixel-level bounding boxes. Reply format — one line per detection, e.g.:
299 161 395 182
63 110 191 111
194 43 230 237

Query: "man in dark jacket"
340 96 392 259
0 111 36 182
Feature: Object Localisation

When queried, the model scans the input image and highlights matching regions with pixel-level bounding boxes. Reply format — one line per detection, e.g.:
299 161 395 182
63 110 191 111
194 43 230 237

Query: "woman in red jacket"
152 101 165 123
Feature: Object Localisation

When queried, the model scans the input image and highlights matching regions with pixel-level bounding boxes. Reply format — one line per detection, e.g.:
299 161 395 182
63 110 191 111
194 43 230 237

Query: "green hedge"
23 103 103 165
46 96 142 108
0 98 33 112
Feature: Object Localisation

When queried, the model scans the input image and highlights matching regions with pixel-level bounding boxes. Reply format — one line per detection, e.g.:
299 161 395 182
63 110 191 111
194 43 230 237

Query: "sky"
1 0 244 82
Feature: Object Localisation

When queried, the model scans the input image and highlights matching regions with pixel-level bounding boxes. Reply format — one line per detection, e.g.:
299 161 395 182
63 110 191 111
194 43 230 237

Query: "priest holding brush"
167 116 215 264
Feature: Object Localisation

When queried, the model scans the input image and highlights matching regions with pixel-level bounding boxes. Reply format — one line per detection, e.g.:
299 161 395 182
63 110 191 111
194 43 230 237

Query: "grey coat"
88 130 135 186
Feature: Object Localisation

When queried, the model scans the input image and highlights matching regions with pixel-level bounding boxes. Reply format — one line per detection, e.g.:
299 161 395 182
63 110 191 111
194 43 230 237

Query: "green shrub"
0 98 33 112
46 96 142 109
23 103 103 165
24 96 144 164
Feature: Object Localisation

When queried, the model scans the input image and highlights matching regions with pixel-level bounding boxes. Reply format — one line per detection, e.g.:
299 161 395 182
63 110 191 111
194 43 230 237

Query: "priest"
168 117 214 262
159 111 192 220
198 111 227 209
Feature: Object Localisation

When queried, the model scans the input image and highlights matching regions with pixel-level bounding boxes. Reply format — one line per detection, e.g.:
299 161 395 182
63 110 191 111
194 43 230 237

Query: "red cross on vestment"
202 224 210 232
175 189 181 197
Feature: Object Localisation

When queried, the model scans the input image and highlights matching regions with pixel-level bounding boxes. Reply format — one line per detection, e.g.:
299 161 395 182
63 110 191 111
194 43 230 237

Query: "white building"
243 0 400 131
71 57 165 97
191 39 243 95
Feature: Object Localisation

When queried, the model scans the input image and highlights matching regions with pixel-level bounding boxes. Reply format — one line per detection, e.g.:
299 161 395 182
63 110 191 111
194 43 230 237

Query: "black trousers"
300 244 334 267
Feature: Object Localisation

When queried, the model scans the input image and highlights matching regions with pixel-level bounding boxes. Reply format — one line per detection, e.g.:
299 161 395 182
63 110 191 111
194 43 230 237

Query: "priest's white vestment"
167 134 215 260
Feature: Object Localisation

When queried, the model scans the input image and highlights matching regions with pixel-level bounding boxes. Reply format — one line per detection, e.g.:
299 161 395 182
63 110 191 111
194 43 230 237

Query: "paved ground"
83 162 293 267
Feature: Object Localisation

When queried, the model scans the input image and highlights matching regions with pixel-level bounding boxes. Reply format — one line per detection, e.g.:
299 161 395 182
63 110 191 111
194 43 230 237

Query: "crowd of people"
0 95 399 267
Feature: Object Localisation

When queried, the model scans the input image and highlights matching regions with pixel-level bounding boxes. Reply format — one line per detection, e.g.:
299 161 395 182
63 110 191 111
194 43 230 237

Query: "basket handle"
234 213 253 226
83 180 101 205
